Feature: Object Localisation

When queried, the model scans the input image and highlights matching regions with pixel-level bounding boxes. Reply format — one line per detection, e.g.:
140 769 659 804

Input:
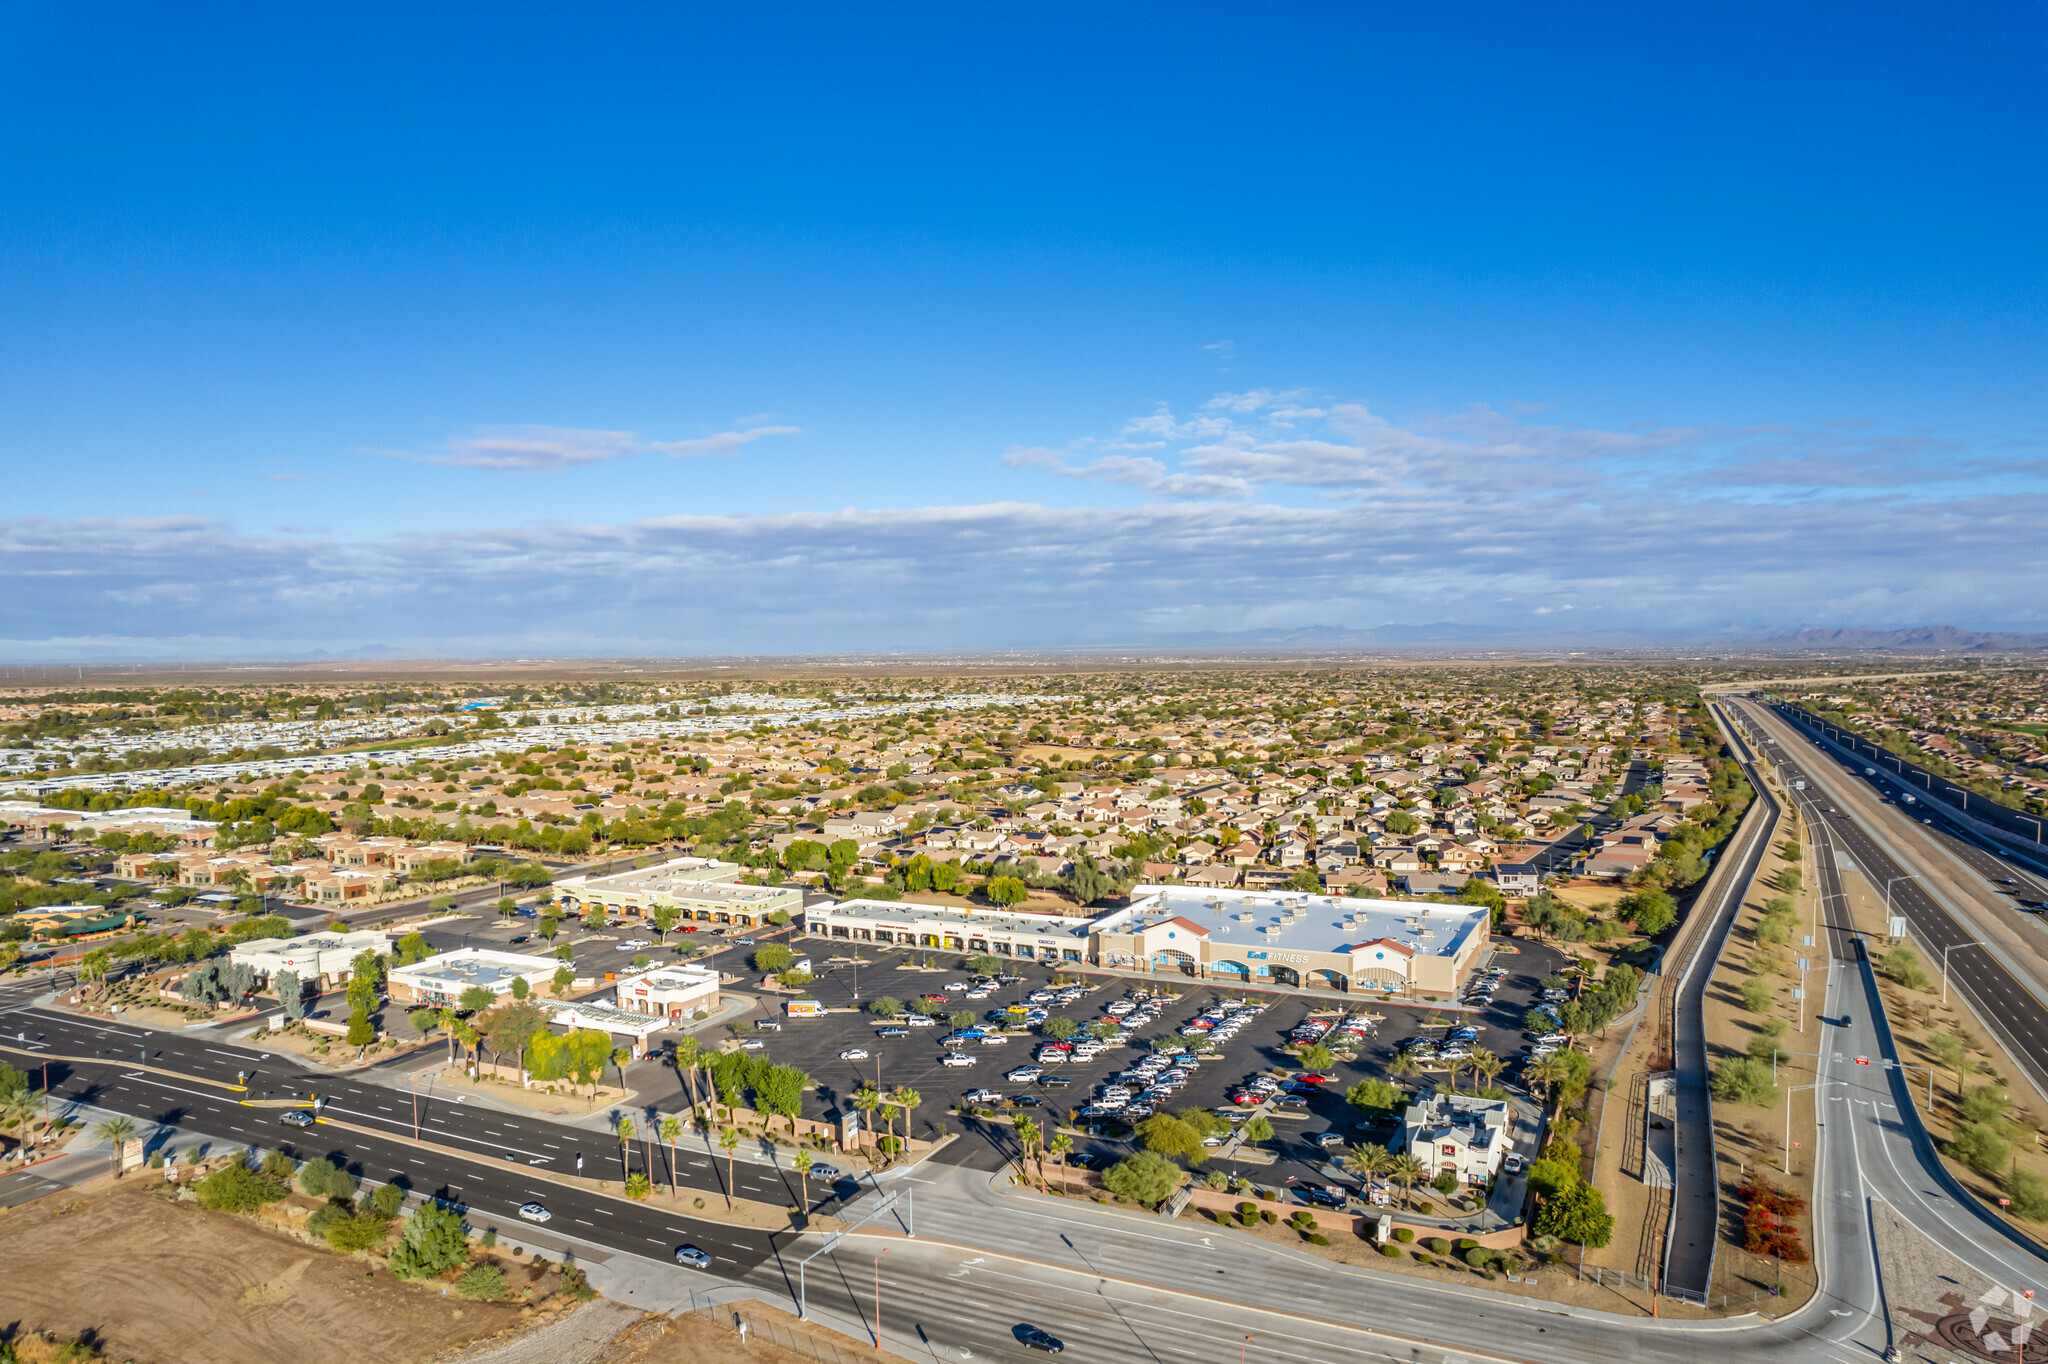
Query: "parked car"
941 1053 976 1067
877 1027 909 1038
964 1088 1002 1104
839 1048 870 1061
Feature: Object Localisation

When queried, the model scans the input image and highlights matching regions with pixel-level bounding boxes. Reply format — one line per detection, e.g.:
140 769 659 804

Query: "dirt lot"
0 1177 535 1364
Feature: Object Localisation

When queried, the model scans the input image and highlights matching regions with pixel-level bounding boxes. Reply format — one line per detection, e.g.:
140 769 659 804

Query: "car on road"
839 1048 870 1060
1017 1325 1065 1353
279 1110 314 1127
517 1203 552 1223
736 937 756 945
1313 1131 1347 1149
1298 1185 1348 1208
809 1163 845 1181
675 1245 711 1269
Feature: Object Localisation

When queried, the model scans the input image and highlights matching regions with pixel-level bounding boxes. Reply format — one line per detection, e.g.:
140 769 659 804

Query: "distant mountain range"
1758 626 2048 653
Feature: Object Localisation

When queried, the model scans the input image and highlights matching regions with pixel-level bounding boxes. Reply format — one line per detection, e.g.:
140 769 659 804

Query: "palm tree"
1388 1051 1421 1083
616 1115 635 1183
673 1036 702 1113
1014 1116 1043 1192
612 1046 632 1091
887 1087 921 1164
794 1149 814 1211
1469 1047 1504 1093
717 1126 740 1209
1526 1053 1569 1112
1341 1141 1393 1191
1048 1132 1074 1195
1388 1152 1425 1211
853 1086 883 1158
438 1008 462 1063
1 1093 36 1153
93 1115 139 1176
660 1114 683 1194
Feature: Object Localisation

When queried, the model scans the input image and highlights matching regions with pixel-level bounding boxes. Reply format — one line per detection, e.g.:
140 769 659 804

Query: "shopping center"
804 886 1490 996
551 856 804 928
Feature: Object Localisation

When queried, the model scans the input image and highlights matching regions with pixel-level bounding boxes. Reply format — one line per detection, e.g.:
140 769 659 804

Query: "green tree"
1041 1016 1078 1041
1297 1043 1335 1072
1135 1112 1209 1164
1710 1057 1779 1107
1101 1150 1186 1208
1534 1178 1615 1247
753 943 795 974
388 1201 472 1278
1737 977 1773 1013
1241 1114 1275 1144
1950 1122 2012 1175
298 1156 336 1196
869 995 904 1018
985 876 1028 907
1929 1032 1970 1098
346 1005 376 1057
717 1126 741 1208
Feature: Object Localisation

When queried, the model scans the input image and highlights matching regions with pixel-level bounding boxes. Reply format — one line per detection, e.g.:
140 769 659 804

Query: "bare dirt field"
0 1177 535 1364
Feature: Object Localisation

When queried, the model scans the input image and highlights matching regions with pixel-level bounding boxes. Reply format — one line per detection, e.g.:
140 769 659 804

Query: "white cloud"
384 423 800 471
1001 446 1252 500
645 425 802 458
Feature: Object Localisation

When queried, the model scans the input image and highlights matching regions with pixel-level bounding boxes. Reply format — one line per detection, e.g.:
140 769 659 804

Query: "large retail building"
551 856 803 928
804 885 1490 997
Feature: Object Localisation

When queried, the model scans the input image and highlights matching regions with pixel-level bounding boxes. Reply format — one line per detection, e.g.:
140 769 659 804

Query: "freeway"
1731 699 2048 1103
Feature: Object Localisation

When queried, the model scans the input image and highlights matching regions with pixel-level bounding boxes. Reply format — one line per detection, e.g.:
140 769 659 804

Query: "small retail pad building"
550 857 803 928
804 885 1490 997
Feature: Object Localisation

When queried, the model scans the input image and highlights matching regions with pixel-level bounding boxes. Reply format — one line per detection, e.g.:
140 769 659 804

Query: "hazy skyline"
4 5 2044 658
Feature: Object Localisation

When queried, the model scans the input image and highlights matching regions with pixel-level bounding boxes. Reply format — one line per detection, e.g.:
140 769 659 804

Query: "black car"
1016 1325 1065 1353
1041 1075 1074 1088
1009 1094 1045 1107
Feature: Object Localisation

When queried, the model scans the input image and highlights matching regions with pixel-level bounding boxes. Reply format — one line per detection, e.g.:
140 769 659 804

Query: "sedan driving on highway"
279 1110 314 1128
518 1203 552 1223
675 1244 711 1269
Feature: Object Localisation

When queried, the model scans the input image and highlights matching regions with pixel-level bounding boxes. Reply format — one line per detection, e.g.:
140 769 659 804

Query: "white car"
1006 1066 1045 1082
903 1014 936 1027
945 981 971 992
941 1053 977 1067
839 1048 870 1060
517 1203 552 1223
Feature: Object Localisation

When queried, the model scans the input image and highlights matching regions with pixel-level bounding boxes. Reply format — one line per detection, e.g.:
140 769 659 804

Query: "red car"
1294 1072 1337 1086
922 994 951 1003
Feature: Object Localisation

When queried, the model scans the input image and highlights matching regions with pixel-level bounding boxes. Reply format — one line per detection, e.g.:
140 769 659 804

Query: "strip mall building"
805 886 1490 997
551 857 804 928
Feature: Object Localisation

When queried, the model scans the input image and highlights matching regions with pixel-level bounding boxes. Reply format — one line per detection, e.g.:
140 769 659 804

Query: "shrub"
1710 1057 1779 1108
1959 1086 2010 1125
388 1202 472 1279
2007 1171 2048 1222
1260 1209 1277 1224
326 1213 393 1252
1456 1237 1479 1252
369 1181 405 1219
195 1163 289 1214
1432 1169 1459 1195
1949 1122 2012 1175
1881 948 1932 992
297 1156 336 1198
1393 1227 1415 1243
325 1170 356 1203
1739 1175 1809 1263
1464 1246 1495 1269
454 1264 507 1301
1380 1243 1403 1258
1426 1237 1452 1255
1737 978 1773 1013
624 1173 651 1198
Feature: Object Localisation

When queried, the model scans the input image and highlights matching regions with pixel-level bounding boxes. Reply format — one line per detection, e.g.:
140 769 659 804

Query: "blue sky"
3 3 2045 658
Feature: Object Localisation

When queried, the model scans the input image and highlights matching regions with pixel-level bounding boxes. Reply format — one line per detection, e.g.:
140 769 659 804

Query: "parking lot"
728 935 1565 1189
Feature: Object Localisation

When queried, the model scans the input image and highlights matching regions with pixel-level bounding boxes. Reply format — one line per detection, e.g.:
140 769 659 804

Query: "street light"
1783 1081 1839 1174
872 1247 892 1349
1883 873 1923 925
1942 937 1984 1006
